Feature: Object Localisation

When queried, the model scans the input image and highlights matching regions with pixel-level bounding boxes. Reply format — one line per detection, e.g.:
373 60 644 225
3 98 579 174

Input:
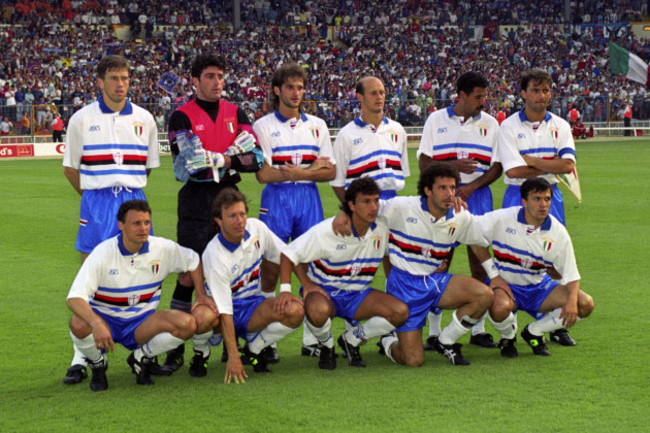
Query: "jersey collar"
353 116 389 129
518 109 551 124
446 105 482 121
274 110 308 123
420 196 454 221
350 221 377 238
98 95 133 115
117 233 150 256
217 230 251 253
517 207 552 231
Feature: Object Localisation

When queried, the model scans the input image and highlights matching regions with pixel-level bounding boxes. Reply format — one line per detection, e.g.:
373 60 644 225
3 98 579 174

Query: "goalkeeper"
162 54 263 374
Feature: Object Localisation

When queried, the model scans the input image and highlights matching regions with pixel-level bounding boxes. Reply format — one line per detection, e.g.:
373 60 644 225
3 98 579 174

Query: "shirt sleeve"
62 112 83 169
398 124 410 177
497 121 526 172
330 130 350 188
282 222 325 265
416 112 436 159
66 248 103 301
145 111 161 169
202 244 234 315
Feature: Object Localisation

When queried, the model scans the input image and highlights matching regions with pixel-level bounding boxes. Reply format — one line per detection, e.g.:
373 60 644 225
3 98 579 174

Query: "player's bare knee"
283 302 305 328
388 301 409 326
578 293 594 318
479 285 494 309
174 314 197 339
404 351 424 367
193 309 218 334
489 292 513 322
69 315 91 337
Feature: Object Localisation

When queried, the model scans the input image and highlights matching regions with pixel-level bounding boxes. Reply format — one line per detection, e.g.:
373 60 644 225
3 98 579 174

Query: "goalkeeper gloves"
225 131 256 156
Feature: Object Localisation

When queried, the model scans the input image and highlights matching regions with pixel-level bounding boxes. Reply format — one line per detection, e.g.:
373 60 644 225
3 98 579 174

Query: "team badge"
478 126 488 137
128 294 140 306
549 128 559 142
448 223 457 237
350 265 361 276
292 153 303 165
310 128 320 139
252 236 261 251
390 133 399 143
457 150 469 159
113 151 123 166
133 122 144 136
372 236 381 250
149 260 161 275
543 238 553 251
226 122 235 133
377 155 387 169
520 258 533 269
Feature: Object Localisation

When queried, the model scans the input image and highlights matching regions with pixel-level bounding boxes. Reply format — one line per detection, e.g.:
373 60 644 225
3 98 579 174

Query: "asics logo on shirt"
231 264 240 273
336 244 347 250
109 269 119 275
89 125 100 132
437 127 447 133
517 133 526 139
506 227 516 234
406 217 418 224
271 131 281 137
195 124 205 131
353 138 363 145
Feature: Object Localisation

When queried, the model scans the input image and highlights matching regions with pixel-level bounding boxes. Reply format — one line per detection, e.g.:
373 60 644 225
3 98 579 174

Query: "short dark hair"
117 200 151 223
270 63 306 111
456 72 488 95
342 177 381 216
520 177 552 200
97 55 129 80
211 188 248 231
191 54 228 79
417 163 460 198
520 69 552 92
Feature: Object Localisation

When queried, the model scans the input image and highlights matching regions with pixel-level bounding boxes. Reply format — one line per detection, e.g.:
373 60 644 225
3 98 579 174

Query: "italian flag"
609 42 650 86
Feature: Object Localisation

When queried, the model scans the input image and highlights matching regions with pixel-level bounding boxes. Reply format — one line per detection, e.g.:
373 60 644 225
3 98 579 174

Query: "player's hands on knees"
92 322 114 352
273 292 303 315
490 276 515 304
332 210 352 236
224 358 248 384
560 300 578 328
192 294 219 314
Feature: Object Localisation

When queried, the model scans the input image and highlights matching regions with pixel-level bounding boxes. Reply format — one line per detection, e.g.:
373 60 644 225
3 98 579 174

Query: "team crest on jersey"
128 294 140 306
543 238 553 251
549 128 559 142
478 125 488 137
231 264 240 274
457 150 469 159
350 265 361 276
372 236 381 250
292 153 303 165
390 132 399 143
377 155 387 169
133 122 144 136
149 260 161 275
226 120 235 133
310 127 320 139
448 223 457 237
253 237 261 251
113 151 124 166
520 258 533 269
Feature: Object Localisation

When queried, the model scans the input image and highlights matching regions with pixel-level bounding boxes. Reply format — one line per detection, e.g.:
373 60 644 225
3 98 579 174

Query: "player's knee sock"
248 322 294 354
344 317 395 346
439 311 476 345
305 318 334 349
488 312 517 339
381 334 398 363
260 292 278 349
70 332 102 364
191 331 214 358
345 320 354 331
302 318 319 346
170 281 193 313
136 332 185 360
528 308 564 335
427 311 442 337
71 341 88 366
470 312 488 336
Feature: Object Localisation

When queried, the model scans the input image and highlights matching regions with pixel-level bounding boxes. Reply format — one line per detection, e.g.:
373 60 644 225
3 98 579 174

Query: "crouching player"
190 189 303 383
472 177 594 357
66 200 204 391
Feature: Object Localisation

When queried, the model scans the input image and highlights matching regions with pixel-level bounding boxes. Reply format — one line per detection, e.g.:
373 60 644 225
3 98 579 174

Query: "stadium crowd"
0 0 649 134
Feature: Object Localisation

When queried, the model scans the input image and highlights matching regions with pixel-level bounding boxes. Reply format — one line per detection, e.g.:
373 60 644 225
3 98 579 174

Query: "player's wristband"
481 259 500 279
279 283 292 293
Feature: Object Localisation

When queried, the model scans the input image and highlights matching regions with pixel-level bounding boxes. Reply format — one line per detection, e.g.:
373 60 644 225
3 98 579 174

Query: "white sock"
528 308 564 335
439 311 472 345
70 331 102 364
489 312 517 340
305 318 334 349
345 320 354 331
191 331 214 357
470 312 488 336
381 334 398 363
71 341 88 366
302 318 319 346
344 317 395 346
136 332 185 360
249 322 295 354
428 311 442 337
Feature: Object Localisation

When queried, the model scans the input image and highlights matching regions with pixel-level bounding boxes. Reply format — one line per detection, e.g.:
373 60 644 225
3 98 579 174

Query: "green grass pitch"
0 139 648 432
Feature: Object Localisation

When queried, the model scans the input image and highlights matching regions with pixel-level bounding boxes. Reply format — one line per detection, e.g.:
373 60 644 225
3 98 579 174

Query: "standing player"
472 178 594 358
497 69 577 345
253 63 336 358
280 178 409 370
162 54 264 373
66 200 203 391
62 55 160 385
190 189 304 380
417 72 502 350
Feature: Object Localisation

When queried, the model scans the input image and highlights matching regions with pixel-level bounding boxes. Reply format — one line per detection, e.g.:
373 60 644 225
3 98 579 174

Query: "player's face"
349 193 380 227
357 78 385 116
522 189 552 226
521 80 551 115
194 66 225 102
274 76 304 112
97 68 129 108
216 201 247 243
424 176 457 217
460 86 487 118
118 210 151 250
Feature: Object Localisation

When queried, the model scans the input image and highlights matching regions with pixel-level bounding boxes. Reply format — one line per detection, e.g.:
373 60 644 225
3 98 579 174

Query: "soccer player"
497 69 577 345
471 178 594 357
162 54 264 373
190 189 304 380
253 63 336 359
66 200 203 391
280 178 408 370
417 72 502 350
62 55 160 385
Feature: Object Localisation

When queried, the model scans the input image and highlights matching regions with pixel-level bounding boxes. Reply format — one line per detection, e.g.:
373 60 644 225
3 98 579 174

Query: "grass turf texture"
1 139 648 432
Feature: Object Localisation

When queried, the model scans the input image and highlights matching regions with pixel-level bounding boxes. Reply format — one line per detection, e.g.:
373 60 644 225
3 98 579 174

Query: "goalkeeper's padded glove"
225 131 256 156
187 150 225 174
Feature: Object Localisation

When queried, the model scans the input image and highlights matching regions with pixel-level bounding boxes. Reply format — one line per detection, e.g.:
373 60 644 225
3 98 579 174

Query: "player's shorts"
386 267 452 333
502 184 565 225
232 295 266 341
464 184 493 216
76 187 147 253
93 309 155 351
315 287 373 323
505 274 560 320
177 179 239 254
259 182 323 243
